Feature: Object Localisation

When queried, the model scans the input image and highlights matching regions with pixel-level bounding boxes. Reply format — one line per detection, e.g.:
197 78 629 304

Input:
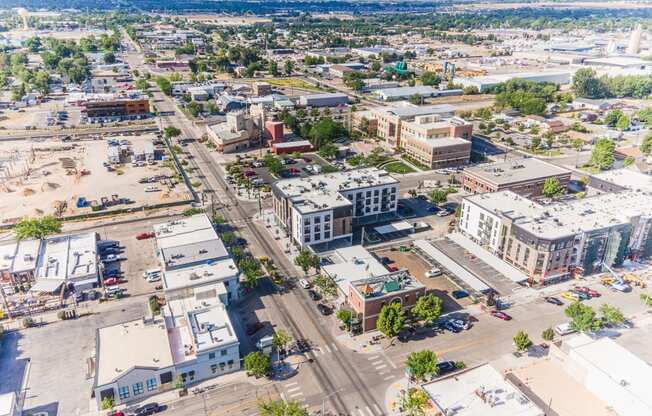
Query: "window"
228 360 234 368
160 372 173 384
221 349 228 356
324 231 331 239
118 386 130 400
133 382 144 396
220 362 226 370
209 352 216 360
146 378 157 391
314 217 321 223
325 214 331 222
211 364 218 374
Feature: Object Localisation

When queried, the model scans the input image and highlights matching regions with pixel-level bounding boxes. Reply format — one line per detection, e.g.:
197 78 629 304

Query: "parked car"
146 273 161 283
574 286 601 298
425 268 442 278
104 269 121 278
570 290 590 301
131 402 162 415
447 318 470 331
611 281 632 292
544 296 563 306
102 254 121 262
379 256 392 265
317 303 332 316
136 232 155 240
554 322 576 336
143 268 161 280
104 277 120 286
245 322 264 336
299 279 311 289
442 321 461 333
436 360 457 376
308 289 321 301
452 290 469 299
560 291 581 302
490 310 512 321
437 210 450 217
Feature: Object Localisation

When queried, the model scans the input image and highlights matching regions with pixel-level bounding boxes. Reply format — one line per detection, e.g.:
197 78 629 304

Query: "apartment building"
462 158 571 197
459 189 652 284
271 168 400 248
323 246 426 332
371 103 456 149
400 114 473 168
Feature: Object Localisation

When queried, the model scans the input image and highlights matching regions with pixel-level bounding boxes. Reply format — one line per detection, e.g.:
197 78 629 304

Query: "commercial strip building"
93 214 242 410
458 188 652 284
323 246 425 332
81 97 150 123
589 168 652 193
271 168 400 248
462 158 572 197
0 239 40 286
298 93 349 108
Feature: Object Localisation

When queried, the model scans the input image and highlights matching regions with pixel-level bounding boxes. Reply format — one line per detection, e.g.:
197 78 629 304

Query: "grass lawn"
265 78 323 92
382 161 416 174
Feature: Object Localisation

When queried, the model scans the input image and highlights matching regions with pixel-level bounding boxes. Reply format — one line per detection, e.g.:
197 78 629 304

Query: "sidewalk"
384 377 409 415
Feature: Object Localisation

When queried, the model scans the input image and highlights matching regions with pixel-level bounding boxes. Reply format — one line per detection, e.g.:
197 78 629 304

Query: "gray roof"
386 104 456 118
463 158 570 186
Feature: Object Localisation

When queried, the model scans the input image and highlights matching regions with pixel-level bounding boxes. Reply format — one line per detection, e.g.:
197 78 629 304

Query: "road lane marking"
373 404 383 415
332 342 339 351
289 391 304 398
365 406 374 416
324 345 331 353
357 408 365 416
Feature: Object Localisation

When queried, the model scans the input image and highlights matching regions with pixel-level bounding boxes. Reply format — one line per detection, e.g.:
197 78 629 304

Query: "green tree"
268 60 279 76
571 138 584 152
405 350 438 382
284 60 294 75
600 304 625 326
590 138 616 170
258 399 308 416
164 126 182 138
616 114 630 131
244 352 271 378
318 143 338 159
420 71 441 86
11 83 26 102
294 249 320 275
336 309 353 330
542 327 555 341
640 133 652 155
135 78 149 90
313 274 337 297
463 85 479 95
187 101 203 117
32 70 51 95
376 302 405 337
411 293 442 324
308 118 346 149
572 68 608 99
604 110 624 127
100 396 114 410
156 76 172 96
14 216 62 240
400 388 428 416
542 177 564 198
513 330 532 352
272 329 292 362
565 302 601 333
263 154 284 176
429 188 448 206
641 293 652 308
103 52 116 64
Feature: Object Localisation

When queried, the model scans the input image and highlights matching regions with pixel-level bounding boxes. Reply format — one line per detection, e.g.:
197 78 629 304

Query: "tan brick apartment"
400 115 473 168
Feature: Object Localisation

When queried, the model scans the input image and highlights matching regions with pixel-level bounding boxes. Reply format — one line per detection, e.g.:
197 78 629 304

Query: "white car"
102 254 120 262
437 210 450 217
554 322 576 336
147 273 161 283
143 268 161 279
425 268 442 278
299 279 311 289
145 186 161 192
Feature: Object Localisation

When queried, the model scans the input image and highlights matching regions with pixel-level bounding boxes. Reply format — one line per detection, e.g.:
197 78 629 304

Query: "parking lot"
0 134 191 221
0 297 145 416
374 247 472 312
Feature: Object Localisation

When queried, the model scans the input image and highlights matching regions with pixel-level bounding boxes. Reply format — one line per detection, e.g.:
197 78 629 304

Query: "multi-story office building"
459 189 652 284
462 158 571 197
81 97 150 122
271 168 400 248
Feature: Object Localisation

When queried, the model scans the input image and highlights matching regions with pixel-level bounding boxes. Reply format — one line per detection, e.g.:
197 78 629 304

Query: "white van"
554 322 576 336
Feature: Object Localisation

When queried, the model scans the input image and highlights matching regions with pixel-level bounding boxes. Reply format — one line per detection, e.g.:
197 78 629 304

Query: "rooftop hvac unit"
189 272 201 280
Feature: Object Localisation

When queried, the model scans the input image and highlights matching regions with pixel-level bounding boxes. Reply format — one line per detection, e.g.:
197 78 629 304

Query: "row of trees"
491 78 559 115
573 68 652 99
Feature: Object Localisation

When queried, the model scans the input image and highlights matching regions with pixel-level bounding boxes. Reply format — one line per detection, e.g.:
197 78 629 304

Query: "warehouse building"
298 93 349 108
462 158 571 197
372 85 438 102
454 71 572 93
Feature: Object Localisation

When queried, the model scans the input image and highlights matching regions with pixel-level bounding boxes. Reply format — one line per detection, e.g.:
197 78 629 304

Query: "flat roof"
374 85 437 98
374 220 413 235
162 259 238 292
464 158 570 186
154 214 228 268
413 239 490 293
0 392 16 416
421 137 470 149
96 318 174 386
377 103 456 118
324 246 390 295
465 189 652 240
0 242 16 271
35 232 97 281
592 169 652 192
188 302 238 352
422 364 544 416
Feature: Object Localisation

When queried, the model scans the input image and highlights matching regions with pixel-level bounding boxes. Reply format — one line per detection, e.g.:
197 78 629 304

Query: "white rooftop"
0 392 16 416
422 364 545 416
464 189 652 239
0 242 16 272
592 169 652 193
96 318 174 386
154 214 228 269
323 246 389 295
162 259 238 292
464 158 570 186
35 232 97 282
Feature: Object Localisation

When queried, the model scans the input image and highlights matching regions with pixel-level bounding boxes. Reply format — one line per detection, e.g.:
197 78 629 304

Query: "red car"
490 310 512 321
244 170 256 177
136 232 155 240
574 286 601 298
104 277 120 286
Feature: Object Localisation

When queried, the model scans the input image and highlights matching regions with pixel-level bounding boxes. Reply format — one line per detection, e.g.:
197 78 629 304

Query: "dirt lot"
374 247 471 311
0 134 191 221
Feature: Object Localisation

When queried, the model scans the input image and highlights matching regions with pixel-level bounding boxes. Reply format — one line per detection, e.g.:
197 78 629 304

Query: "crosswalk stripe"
357 408 365 416
368 355 380 360
383 375 394 381
280 393 287 402
373 404 383 415
286 386 301 393
365 406 374 416
371 360 384 365
374 364 388 370
285 382 299 387
289 391 304 398
332 342 339 351
324 345 331 353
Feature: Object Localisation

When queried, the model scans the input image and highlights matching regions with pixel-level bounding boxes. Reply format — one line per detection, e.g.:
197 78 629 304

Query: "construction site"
0 134 192 224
